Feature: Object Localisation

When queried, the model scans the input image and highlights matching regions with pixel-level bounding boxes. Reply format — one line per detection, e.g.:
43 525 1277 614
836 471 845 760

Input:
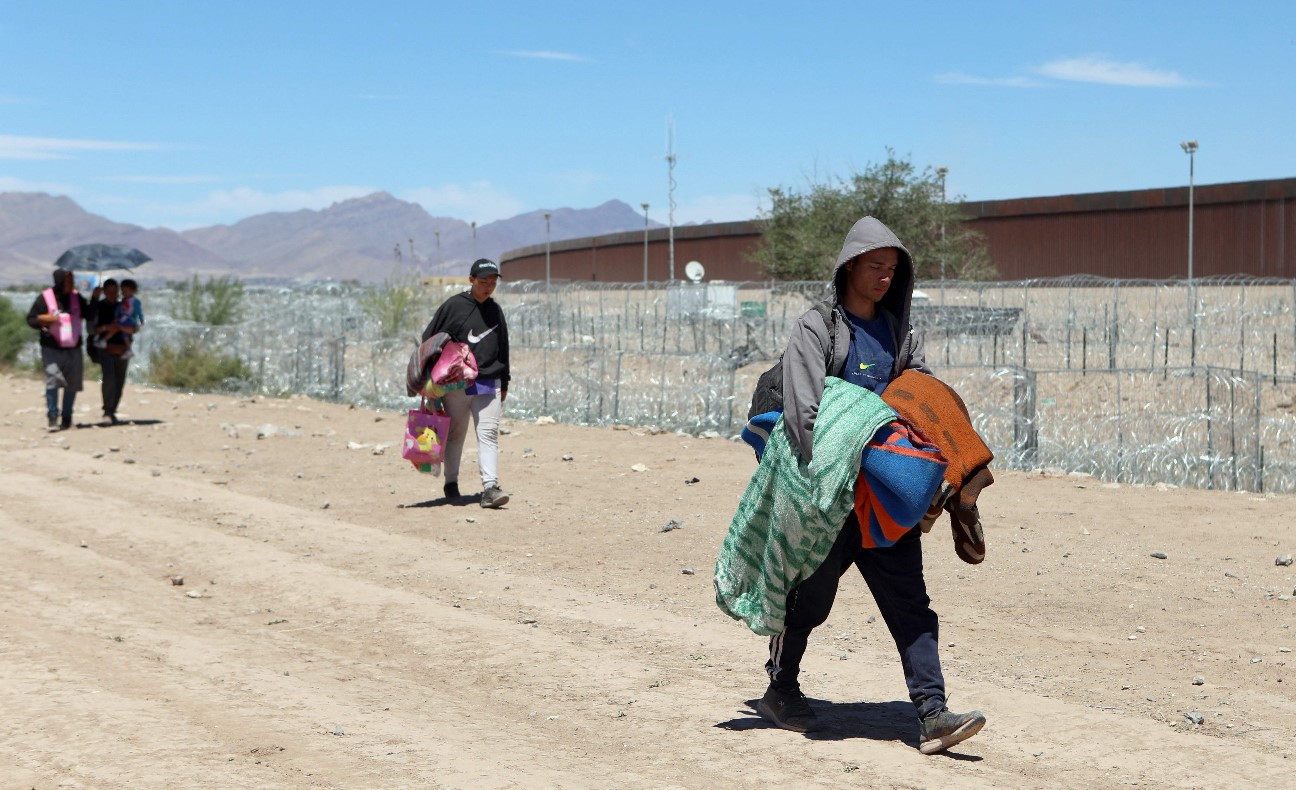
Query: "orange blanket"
882 370 994 564
882 370 992 490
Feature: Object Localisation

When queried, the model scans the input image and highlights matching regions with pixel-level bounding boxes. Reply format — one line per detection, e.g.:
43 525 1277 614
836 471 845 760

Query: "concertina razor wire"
9 274 1295 493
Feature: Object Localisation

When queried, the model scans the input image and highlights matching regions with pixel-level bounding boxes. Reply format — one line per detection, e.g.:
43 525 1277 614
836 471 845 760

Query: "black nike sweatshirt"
421 291 510 389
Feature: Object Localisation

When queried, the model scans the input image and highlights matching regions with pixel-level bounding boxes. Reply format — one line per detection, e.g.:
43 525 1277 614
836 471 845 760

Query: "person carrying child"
112 278 144 360
88 278 139 424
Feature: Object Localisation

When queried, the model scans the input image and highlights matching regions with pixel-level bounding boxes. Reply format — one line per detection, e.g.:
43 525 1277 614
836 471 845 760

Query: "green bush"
147 336 252 391
173 275 246 325
0 294 32 367
361 270 424 339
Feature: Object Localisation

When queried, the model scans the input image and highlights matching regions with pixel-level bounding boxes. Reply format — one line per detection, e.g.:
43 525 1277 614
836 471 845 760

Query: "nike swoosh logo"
467 325 497 344
859 363 875 370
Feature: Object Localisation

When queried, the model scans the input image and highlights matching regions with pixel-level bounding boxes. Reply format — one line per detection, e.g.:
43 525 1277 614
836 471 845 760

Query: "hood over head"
53 267 73 288
831 216 915 323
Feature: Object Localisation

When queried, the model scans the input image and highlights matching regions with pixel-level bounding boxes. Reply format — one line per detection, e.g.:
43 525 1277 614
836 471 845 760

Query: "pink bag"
430 340 478 386
402 405 450 467
42 288 80 348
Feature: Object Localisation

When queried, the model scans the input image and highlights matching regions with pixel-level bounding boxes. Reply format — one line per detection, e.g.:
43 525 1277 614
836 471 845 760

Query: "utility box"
667 282 737 320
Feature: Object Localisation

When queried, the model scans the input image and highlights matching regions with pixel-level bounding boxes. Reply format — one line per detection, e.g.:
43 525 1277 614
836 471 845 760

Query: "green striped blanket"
714 378 896 635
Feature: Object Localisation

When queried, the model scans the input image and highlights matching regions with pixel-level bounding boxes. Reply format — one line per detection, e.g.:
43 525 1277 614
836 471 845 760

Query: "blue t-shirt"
839 308 895 395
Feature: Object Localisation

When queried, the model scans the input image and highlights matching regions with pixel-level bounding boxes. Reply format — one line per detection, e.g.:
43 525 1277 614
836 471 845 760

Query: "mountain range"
0 192 665 284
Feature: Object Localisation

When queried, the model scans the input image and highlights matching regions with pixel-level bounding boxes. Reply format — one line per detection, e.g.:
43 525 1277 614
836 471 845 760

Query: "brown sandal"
948 466 993 564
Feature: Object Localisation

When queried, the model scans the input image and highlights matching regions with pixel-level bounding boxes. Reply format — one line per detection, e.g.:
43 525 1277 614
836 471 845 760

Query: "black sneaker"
756 685 818 733
443 481 460 500
480 485 510 509
60 417 73 431
48 414 59 430
918 707 986 754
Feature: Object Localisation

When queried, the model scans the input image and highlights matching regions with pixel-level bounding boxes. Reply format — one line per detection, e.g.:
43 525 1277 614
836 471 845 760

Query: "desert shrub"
173 275 246 325
147 336 252 391
361 270 424 339
0 294 32 367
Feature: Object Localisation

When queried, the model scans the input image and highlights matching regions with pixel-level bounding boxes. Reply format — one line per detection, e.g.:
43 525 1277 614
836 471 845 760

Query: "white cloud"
1036 56 1195 87
548 169 606 191
107 175 221 185
399 182 526 223
937 56 1197 89
673 193 761 225
0 175 77 194
934 72 1047 88
0 134 159 160
496 49 589 62
126 185 382 228
191 185 378 216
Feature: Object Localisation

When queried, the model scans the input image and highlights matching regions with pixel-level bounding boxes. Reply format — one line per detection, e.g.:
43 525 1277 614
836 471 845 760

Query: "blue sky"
3 1 1293 230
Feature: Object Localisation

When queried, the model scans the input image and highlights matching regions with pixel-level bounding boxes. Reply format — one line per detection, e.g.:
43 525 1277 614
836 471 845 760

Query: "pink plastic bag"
42 288 81 348
431 340 478 386
402 407 450 467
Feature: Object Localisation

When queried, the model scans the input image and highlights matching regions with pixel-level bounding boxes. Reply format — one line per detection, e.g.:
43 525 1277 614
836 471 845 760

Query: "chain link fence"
9 275 1295 492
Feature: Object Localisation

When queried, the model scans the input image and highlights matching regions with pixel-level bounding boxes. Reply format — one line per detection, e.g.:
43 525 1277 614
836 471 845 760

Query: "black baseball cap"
470 258 501 278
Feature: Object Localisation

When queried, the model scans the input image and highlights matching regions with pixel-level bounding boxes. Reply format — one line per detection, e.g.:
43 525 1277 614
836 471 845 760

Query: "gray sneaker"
918 707 986 754
756 685 818 733
480 485 510 509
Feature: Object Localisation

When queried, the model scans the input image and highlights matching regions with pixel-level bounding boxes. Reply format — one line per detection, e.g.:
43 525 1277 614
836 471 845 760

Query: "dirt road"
2 374 1293 788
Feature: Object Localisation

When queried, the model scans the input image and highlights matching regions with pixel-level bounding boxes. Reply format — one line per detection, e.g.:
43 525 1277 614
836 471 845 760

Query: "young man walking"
421 258 511 509
755 217 986 755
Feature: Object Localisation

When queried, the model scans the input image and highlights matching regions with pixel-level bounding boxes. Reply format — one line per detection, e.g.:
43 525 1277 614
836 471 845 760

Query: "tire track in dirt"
3 385 1294 788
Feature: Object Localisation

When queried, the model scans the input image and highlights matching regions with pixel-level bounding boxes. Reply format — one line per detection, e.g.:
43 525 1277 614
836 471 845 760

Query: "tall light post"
543 211 552 292
471 221 477 260
641 202 650 287
434 230 440 268
935 166 948 306
666 118 676 281
1181 140 1198 326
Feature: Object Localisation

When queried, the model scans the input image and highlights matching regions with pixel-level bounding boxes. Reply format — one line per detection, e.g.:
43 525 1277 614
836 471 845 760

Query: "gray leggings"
441 388 502 489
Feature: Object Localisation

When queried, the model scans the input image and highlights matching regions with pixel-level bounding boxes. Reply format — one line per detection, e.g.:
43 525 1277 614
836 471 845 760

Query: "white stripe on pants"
442 388 501 489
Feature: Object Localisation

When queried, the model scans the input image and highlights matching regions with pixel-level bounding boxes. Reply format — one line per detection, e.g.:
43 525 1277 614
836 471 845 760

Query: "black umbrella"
54 243 151 273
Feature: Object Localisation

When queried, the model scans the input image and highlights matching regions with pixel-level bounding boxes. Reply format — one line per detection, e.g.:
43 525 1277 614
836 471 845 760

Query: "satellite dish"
684 260 705 283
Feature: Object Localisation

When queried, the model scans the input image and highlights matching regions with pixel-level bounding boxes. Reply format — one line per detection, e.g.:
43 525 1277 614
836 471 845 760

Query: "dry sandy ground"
2 372 1294 790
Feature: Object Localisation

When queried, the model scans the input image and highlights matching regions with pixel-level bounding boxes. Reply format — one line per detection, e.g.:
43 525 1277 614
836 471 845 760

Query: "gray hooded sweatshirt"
780 216 930 461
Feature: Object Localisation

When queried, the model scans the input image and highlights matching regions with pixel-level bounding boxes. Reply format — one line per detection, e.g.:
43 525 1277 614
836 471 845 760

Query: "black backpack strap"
812 300 841 376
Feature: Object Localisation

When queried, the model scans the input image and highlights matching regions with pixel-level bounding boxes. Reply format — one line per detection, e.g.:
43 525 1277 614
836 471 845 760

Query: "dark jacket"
90 297 131 353
27 269 88 349
421 291 510 388
781 217 930 461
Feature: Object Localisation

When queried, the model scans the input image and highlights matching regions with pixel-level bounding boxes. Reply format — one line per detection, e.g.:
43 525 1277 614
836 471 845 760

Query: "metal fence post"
1012 366 1038 469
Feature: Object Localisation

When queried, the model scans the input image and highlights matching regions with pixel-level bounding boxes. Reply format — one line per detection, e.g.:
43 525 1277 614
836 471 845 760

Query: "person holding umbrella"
48 244 151 426
88 278 138 424
27 268 89 430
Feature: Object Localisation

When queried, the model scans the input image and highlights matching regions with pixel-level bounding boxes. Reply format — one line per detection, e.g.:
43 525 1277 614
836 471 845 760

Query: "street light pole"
935 166 948 306
471 221 477 260
1181 139 1198 322
641 203 650 287
544 211 552 292
434 230 440 268
666 119 676 282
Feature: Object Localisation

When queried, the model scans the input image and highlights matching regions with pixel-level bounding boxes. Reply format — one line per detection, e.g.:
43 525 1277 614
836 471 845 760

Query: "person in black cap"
420 258 511 508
